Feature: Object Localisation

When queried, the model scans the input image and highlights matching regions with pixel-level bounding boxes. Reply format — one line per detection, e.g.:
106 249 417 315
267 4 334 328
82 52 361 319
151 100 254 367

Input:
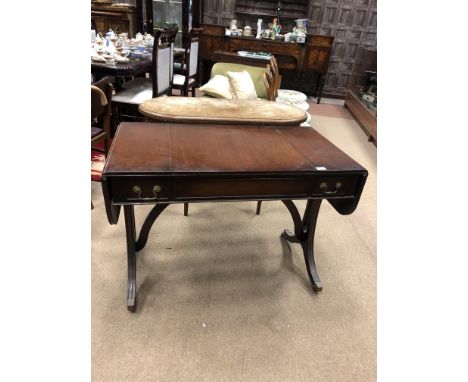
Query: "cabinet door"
147 0 185 47
108 19 130 35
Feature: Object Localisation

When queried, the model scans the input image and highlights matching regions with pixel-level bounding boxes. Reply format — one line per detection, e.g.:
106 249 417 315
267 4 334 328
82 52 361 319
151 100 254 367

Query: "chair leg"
256 201 262 215
184 203 189 216
104 136 110 156
191 85 195 97
110 107 118 137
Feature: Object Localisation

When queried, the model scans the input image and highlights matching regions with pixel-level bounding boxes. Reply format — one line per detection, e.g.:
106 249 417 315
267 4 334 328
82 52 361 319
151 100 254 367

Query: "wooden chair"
91 77 113 156
263 65 276 101
172 28 202 97
91 78 113 209
269 57 282 98
112 28 177 123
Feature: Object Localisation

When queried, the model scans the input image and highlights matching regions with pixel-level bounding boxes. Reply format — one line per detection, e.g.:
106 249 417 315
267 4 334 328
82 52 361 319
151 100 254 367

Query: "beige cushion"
139 97 307 125
199 75 235 99
112 77 152 105
173 74 195 86
226 71 257 100
211 63 268 99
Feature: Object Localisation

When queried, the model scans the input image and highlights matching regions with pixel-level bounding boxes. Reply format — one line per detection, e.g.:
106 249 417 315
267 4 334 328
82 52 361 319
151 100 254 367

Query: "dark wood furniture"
111 29 177 123
91 59 151 91
199 24 334 103
344 47 377 146
91 77 113 156
91 77 113 209
172 28 203 96
91 48 184 92
101 122 368 311
201 0 376 98
234 0 308 28
91 2 139 37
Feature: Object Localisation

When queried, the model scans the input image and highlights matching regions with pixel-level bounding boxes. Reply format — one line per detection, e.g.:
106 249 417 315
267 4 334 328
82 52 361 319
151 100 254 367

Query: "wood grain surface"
103 122 365 175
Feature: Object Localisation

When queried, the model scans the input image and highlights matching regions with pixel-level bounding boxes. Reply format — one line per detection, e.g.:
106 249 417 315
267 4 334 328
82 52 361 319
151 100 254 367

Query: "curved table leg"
135 203 169 251
184 203 189 216
124 203 169 312
281 199 323 292
124 205 137 311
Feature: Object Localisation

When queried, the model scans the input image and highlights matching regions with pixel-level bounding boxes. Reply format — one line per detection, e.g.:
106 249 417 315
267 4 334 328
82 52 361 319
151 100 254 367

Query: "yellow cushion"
199 74 235 99
226 71 258 100
211 63 268 99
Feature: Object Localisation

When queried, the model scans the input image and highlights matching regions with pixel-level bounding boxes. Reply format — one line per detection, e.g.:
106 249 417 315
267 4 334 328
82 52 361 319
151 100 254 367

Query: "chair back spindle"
173 28 202 96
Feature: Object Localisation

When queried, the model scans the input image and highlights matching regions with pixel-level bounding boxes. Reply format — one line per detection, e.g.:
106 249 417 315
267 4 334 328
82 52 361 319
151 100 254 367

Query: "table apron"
108 175 361 203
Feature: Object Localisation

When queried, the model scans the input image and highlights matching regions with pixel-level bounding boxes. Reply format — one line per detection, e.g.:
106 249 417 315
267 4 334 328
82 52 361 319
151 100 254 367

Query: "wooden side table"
102 122 368 311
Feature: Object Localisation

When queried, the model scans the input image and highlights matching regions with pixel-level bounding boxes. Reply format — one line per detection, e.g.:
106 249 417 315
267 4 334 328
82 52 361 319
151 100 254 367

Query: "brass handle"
132 185 162 200
320 181 342 195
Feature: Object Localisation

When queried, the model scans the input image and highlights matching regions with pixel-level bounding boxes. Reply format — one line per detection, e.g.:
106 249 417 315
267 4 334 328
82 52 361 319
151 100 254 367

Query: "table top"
138 97 307 125
103 122 366 176
91 48 184 75
91 58 151 74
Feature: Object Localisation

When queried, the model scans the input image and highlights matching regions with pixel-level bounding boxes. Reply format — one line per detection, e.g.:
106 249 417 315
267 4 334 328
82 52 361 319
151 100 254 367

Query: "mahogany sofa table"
101 122 368 312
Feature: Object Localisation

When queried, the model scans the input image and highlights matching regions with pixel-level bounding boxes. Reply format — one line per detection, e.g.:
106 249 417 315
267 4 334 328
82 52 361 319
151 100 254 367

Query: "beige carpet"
91 103 376 381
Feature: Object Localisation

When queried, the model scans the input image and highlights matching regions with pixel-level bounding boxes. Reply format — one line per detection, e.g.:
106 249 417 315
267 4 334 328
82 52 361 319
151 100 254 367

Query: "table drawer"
228 39 301 56
311 176 359 197
173 175 360 200
111 177 172 203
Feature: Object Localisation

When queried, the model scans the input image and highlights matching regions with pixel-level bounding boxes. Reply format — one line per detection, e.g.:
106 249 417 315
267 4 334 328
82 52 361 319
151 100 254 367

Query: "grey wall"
202 0 377 97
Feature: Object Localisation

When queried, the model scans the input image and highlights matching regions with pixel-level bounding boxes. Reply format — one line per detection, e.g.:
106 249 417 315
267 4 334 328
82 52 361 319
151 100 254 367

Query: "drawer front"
174 175 360 200
108 174 361 203
111 177 172 203
311 176 359 197
228 39 301 56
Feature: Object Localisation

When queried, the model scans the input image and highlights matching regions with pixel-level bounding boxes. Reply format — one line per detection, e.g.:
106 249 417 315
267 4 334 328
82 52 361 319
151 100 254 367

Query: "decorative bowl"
295 19 308 28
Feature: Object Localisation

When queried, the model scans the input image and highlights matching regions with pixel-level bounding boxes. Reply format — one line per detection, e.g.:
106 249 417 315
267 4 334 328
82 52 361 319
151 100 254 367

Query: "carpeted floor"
91 99 376 381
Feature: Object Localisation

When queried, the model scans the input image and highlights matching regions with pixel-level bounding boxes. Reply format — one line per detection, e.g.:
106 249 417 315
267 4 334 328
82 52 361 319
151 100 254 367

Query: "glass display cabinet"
345 47 377 145
145 0 201 47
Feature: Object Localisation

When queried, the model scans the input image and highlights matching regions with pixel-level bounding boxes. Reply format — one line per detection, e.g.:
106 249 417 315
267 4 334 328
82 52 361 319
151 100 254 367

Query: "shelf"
235 10 279 17
235 10 306 19
235 0 307 19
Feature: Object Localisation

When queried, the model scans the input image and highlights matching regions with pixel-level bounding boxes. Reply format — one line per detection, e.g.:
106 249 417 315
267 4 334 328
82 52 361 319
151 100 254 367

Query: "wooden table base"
123 200 323 312
281 199 323 292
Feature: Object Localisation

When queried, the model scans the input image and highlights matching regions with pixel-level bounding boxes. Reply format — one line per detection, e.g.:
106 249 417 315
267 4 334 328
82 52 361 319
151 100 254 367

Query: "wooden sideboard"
199 24 334 103
91 3 138 38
